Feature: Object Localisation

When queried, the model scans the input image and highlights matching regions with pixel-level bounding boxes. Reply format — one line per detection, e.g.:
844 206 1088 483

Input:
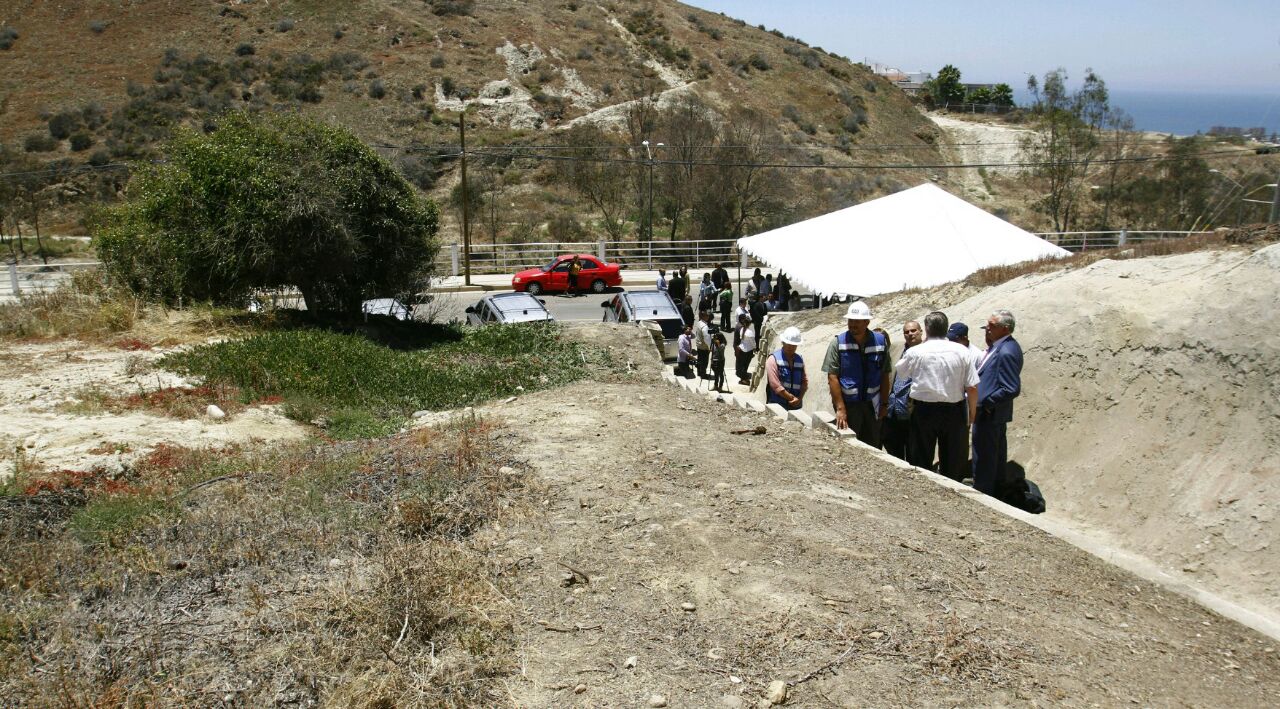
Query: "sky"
690 0 1280 95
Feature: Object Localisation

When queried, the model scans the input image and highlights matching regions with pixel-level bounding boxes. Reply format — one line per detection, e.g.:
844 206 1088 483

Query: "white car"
601 290 683 360
465 292 553 325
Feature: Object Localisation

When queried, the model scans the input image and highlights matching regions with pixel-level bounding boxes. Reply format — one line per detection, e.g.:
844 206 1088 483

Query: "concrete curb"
656 367 1280 643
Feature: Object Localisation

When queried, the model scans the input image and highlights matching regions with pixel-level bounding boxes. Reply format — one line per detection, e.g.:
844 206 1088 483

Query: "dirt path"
930 113 1033 203
474 368 1280 706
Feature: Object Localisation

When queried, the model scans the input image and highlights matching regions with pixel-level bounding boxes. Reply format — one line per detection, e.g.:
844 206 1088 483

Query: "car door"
548 259 571 292
577 257 599 290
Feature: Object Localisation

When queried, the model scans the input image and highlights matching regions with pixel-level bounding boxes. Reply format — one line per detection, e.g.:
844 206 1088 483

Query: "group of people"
674 294 1025 500
820 301 1024 498
669 265 794 393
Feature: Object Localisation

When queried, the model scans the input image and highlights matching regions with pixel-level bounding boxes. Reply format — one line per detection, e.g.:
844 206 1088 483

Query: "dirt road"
472 337 1280 706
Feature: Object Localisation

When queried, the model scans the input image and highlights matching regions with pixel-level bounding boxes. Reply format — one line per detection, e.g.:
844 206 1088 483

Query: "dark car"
601 290 683 360
465 292 553 325
512 254 623 296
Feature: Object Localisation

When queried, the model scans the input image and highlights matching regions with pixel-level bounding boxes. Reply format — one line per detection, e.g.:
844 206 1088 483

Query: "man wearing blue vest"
822 301 892 446
765 326 808 410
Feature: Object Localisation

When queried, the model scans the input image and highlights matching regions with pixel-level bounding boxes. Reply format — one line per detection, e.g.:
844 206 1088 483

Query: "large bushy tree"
94 112 438 313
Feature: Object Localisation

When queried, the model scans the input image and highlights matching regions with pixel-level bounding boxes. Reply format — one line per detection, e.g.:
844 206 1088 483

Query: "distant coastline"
1014 88 1280 138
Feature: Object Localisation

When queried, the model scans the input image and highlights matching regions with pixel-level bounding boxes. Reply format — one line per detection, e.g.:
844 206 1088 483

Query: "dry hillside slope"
787 243 1280 629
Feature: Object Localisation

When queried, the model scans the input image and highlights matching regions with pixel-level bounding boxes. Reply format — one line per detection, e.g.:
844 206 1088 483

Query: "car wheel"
526 282 543 296
591 279 606 294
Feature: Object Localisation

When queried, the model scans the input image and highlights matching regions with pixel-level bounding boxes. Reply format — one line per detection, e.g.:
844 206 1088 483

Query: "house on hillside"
867 62 933 95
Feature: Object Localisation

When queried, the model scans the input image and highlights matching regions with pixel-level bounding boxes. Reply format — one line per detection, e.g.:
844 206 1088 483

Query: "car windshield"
490 293 550 322
540 257 560 272
626 291 680 318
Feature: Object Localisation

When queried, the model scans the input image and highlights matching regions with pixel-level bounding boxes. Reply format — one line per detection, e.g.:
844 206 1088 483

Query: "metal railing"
1033 230 1211 252
439 238 745 275
5 262 100 298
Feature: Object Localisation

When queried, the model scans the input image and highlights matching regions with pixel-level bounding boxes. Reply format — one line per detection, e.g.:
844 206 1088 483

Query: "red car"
511 254 623 295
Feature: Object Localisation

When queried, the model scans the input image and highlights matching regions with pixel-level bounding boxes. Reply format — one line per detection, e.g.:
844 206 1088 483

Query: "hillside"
780 236 1280 632
0 0 944 238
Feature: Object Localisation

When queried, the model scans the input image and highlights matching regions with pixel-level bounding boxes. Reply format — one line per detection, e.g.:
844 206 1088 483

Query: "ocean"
1014 88 1280 138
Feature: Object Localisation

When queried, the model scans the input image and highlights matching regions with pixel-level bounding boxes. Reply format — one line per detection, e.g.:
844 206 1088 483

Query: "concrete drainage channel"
659 372 1280 643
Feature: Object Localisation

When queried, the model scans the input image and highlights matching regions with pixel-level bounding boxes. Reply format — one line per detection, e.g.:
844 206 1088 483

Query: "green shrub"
428 0 475 16
430 53 446 68
69 132 94 151
276 18 295 32
368 79 387 99
236 42 255 56
23 134 57 152
159 324 586 431
70 495 170 544
0 26 17 50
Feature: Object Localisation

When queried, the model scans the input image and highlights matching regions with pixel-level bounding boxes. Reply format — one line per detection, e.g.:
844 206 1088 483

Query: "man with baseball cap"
766 326 808 411
947 321 985 368
822 300 892 446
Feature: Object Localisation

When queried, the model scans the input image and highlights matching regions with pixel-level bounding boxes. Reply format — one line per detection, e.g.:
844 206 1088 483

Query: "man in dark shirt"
711 263 729 290
669 268 687 305
749 295 768 342
680 295 695 328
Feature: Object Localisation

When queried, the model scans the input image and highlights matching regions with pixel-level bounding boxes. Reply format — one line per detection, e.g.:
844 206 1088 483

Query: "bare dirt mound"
865 244 1280 626
479 377 1279 706
0 340 305 477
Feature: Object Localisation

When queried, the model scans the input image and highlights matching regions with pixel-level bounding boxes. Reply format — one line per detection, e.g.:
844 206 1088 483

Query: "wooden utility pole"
459 114 472 285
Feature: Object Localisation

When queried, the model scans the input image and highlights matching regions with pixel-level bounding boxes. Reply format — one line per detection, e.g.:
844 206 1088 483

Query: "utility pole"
459 114 472 285
1271 169 1280 224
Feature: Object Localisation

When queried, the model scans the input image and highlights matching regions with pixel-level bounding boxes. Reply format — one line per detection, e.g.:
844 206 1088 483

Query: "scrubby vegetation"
161 322 589 438
94 112 438 314
0 416 526 705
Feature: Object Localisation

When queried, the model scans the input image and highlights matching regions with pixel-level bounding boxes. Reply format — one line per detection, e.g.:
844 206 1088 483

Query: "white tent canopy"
736 183 1070 299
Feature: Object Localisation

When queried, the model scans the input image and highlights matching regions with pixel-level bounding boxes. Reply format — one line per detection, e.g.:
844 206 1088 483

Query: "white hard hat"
844 300 872 320
780 326 803 346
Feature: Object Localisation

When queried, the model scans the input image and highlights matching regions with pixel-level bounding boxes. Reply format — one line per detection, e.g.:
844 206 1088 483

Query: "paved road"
430 288 625 323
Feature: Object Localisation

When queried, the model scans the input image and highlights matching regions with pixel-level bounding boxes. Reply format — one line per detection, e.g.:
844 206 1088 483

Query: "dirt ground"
467 333 1280 706
0 340 305 477
778 242 1280 639
4 319 1279 706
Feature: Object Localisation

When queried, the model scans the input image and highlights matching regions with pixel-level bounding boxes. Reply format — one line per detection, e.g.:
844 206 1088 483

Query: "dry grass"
0 415 527 706
0 270 253 345
964 231 1229 288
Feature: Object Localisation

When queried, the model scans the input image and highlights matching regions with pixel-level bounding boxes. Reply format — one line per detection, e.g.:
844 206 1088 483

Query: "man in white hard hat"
766 326 808 411
822 300 892 446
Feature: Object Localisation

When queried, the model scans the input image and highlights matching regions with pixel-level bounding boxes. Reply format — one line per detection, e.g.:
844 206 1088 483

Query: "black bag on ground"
999 478 1045 514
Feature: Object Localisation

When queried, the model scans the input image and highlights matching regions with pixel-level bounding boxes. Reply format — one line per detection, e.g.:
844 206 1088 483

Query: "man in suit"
972 309 1023 497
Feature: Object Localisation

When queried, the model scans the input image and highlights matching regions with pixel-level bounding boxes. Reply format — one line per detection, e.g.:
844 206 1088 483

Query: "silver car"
465 292 553 325
601 290 683 360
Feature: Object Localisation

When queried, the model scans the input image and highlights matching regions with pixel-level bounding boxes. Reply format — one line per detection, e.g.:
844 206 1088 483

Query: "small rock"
206 404 226 419
1085 612 1097 620
411 410 430 419
867 631 883 640
574 683 587 694
680 602 696 612
765 680 788 704
624 655 638 669
648 695 668 707
328 558 344 569
721 696 745 709
516 385 525 392
498 466 516 475
707 647 725 660
729 675 743 684
502 396 518 404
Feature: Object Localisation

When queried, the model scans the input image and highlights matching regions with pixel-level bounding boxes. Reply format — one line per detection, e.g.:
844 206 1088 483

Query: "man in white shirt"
895 311 979 481
693 310 713 380
675 324 694 379
656 269 668 292
733 313 756 385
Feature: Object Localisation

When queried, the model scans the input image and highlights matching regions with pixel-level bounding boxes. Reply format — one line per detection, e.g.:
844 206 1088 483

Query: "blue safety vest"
767 350 805 409
836 330 887 402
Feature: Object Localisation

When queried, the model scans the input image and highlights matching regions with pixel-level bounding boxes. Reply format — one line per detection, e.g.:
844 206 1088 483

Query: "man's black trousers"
908 399 967 481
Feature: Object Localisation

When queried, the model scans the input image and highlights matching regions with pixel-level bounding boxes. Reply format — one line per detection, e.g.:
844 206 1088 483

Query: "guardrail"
5 262 100 298
1033 230 1211 252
